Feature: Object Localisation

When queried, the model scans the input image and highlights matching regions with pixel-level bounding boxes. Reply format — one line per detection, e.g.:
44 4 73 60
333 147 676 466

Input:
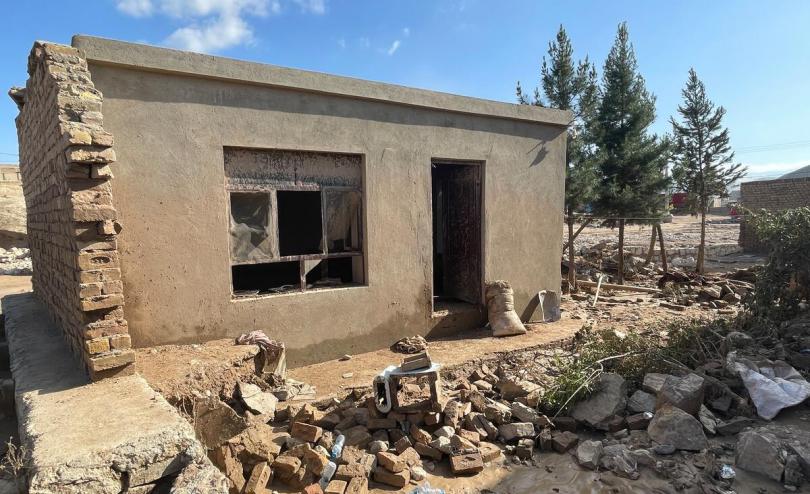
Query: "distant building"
0 163 26 248
739 165 810 250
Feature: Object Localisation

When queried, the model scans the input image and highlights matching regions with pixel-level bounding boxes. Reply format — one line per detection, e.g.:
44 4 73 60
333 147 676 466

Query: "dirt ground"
564 214 741 251
0 275 30 301
0 214 779 493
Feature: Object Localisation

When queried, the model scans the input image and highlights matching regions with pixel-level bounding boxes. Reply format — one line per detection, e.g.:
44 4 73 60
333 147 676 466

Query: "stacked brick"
739 177 810 251
9 42 134 379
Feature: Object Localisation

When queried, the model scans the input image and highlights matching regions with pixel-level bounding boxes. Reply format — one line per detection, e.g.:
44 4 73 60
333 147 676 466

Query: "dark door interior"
431 162 482 305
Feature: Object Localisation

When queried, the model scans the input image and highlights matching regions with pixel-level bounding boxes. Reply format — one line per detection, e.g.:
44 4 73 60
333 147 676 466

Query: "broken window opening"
277 190 323 256
232 261 300 296
324 189 362 253
229 192 277 263
304 257 362 290
225 148 366 297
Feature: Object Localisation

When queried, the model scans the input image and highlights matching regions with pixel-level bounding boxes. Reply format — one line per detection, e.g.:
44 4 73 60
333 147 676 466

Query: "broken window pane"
277 191 323 256
324 189 362 253
230 192 276 262
232 261 300 296
304 257 363 289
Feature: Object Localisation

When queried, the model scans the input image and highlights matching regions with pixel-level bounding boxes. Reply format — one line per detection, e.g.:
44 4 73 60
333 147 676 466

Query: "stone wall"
10 42 133 379
739 177 810 251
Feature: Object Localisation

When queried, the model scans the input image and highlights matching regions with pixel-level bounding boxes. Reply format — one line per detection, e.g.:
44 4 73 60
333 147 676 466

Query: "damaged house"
11 36 569 379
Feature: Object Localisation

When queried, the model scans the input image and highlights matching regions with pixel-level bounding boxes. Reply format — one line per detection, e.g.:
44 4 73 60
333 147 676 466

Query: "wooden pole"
591 275 606 306
644 225 658 266
656 223 668 274
579 279 661 294
617 219 625 284
567 216 577 291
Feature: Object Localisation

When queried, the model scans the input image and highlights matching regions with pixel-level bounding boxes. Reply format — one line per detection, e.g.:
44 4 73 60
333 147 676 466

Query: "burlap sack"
485 280 527 337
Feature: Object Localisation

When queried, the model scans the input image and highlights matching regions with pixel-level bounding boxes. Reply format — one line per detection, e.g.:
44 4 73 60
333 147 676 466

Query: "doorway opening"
431 161 482 312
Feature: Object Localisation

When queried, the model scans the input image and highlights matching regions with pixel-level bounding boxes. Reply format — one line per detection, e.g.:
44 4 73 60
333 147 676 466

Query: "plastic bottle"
330 434 345 460
409 482 445 494
319 461 337 489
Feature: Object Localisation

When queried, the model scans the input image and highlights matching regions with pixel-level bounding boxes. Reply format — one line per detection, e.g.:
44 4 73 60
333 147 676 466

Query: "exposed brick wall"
739 177 810 251
10 42 134 379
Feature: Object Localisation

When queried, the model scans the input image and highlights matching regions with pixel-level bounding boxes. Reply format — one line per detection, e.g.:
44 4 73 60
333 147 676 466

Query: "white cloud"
116 0 154 17
386 39 401 56
292 0 325 14
117 0 324 53
165 13 254 53
402 27 410 37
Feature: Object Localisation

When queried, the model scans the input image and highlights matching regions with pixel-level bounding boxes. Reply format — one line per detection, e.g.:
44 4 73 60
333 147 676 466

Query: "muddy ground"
564 214 741 252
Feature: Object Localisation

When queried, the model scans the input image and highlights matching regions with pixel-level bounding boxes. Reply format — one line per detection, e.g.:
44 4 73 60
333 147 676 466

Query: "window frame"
226 177 366 297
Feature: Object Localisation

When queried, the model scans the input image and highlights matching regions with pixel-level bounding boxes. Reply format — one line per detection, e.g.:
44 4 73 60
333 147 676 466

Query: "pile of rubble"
0 247 31 275
189 312 810 493
568 255 756 317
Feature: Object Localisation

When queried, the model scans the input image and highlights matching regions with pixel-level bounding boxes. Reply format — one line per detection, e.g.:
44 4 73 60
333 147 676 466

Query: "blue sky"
3 1 809 179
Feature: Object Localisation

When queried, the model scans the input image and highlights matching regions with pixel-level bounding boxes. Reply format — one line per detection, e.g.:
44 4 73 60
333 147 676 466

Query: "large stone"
372 467 409 488
237 381 278 417
627 390 656 414
499 378 541 401
449 451 484 474
376 451 406 473
194 398 248 449
655 374 705 416
210 445 245 492
484 401 512 424
599 444 638 479
570 373 627 430
229 423 285 464
647 405 707 451
716 416 754 435
641 373 669 394
697 405 717 436
576 440 603 470
736 428 785 481
510 402 551 427
551 431 579 453
498 422 535 441
291 421 324 443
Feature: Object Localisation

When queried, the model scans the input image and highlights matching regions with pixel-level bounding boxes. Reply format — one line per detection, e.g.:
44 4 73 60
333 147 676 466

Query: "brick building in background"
739 164 810 250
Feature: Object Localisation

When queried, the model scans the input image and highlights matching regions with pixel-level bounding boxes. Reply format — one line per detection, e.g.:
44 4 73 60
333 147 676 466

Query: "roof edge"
71 35 572 127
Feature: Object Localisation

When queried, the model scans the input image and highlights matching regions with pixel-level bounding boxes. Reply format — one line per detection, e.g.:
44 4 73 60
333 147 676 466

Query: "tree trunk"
567 216 577 291
696 209 707 274
656 224 668 274
617 219 625 285
644 225 658 265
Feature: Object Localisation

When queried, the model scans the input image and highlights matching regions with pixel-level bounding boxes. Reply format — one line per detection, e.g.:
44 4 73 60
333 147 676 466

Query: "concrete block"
2 293 226 493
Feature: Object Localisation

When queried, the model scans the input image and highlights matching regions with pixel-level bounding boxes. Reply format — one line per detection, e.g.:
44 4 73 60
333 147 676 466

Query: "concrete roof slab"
71 35 572 127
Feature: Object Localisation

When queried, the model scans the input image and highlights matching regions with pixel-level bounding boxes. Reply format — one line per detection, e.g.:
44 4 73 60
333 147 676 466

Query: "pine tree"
593 22 670 284
517 25 599 289
671 69 746 273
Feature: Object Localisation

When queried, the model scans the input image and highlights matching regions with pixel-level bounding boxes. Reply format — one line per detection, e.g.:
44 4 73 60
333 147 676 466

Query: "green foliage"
516 25 599 215
748 207 810 320
592 23 670 221
670 69 746 214
540 317 727 415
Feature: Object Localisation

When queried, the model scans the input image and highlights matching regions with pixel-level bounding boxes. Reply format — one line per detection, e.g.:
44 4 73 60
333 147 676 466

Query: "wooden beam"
578 280 661 294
